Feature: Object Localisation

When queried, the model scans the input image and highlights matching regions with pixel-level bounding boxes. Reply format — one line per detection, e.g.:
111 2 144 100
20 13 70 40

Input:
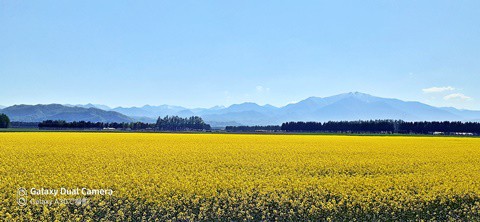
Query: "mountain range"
1 92 480 126
0 104 133 123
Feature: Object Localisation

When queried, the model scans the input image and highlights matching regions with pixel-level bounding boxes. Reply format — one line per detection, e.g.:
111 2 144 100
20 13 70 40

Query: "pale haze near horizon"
1 1 479 110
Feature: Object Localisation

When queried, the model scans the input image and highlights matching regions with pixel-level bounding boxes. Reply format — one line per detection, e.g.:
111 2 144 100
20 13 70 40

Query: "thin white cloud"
422 86 455 93
443 93 472 101
256 86 270 93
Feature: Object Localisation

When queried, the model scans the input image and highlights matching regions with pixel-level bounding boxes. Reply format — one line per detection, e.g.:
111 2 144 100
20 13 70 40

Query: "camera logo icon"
18 188 27 197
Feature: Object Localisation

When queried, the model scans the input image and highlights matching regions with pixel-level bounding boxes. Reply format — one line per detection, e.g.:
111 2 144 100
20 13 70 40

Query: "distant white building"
453 132 474 136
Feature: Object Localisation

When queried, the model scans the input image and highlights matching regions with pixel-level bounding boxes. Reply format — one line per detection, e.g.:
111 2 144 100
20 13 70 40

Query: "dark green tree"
155 115 211 131
281 120 480 135
0 113 10 128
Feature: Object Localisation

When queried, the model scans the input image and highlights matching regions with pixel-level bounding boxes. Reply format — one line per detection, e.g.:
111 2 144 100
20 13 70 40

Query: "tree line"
155 116 211 131
225 125 281 132
10 122 39 128
281 120 480 134
38 115 211 131
38 120 156 130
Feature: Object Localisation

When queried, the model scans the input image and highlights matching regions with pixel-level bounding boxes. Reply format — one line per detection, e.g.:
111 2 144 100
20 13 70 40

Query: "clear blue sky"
1 1 479 109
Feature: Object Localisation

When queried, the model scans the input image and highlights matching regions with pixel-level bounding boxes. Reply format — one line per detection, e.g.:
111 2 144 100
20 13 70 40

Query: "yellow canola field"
1 132 480 221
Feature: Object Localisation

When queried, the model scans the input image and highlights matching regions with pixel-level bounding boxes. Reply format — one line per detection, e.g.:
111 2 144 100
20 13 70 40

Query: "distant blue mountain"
202 110 275 126
112 107 156 118
64 103 112 110
1 104 133 122
279 92 459 122
196 92 477 125
223 102 276 113
440 107 480 120
141 105 187 116
4 92 480 126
